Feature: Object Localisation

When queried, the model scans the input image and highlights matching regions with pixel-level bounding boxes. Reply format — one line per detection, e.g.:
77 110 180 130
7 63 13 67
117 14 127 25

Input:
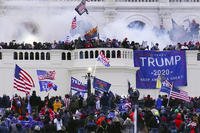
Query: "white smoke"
0 7 79 43
0 2 171 50
101 19 171 50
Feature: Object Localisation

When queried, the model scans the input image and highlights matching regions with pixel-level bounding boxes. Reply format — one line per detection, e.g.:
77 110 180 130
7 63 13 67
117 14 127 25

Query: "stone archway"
127 20 146 30
126 14 153 29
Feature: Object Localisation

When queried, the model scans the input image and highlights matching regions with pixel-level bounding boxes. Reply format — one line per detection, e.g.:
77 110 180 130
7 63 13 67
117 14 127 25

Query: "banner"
134 50 187 89
97 51 110 67
75 0 88 15
37 70 57 92
71 77 87 93
93 77 111 92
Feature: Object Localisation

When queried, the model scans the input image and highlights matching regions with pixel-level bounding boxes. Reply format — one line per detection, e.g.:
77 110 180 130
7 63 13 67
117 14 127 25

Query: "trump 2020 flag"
93 77 111 92
71 77 87 93
14 64 35 94
160 79 172 94
97 52 110 67
37 70 57 92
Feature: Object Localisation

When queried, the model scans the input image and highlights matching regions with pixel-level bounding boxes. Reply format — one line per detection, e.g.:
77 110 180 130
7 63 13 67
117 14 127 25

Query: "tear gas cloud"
101 19 171 50
0 5 171 49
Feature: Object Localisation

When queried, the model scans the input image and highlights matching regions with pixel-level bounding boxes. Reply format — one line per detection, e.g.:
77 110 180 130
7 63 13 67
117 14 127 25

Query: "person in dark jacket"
30 91 41 115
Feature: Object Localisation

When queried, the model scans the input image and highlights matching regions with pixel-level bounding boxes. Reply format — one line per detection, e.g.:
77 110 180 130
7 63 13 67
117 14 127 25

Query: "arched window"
46 52 50 60
41 52 45 60
62 52 66 60
127 20 146 30
122 51 124 58
0 52 2 60
14 52 18 60
100 50 105 55
19 52 23 60
111 50 116 58
74 52 78 59
30 52 34 60
127 51 130 59
67 52 71 60
106 50 110 58
85 51 88 59
125 51 128 58
35 52 39 60
197 53 200 61
24 52 29 60
95 50 99 58
117 50 121 58
90 51 94 58
129 51 133 59
80 51 83 59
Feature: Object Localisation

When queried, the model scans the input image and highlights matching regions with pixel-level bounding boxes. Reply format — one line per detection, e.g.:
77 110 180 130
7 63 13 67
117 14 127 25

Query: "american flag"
71 16 77 29
170 87 190 102
14 65 35 94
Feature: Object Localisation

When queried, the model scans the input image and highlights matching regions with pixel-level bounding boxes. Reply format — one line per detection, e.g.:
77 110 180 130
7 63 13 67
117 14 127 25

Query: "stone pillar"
103 9 117 24
0 0 5 16
158 0 169 3
103 0 117 23
158 11 172 30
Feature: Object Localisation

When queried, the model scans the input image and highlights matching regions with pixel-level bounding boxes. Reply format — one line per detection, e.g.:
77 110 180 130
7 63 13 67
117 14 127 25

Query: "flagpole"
167 82 173 107
70 88 72 96
93 59 98 76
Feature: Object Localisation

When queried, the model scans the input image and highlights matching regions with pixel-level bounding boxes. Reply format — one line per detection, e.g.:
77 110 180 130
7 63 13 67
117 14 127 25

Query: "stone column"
0 0 6 16
103 9 117 24
158 11 172 30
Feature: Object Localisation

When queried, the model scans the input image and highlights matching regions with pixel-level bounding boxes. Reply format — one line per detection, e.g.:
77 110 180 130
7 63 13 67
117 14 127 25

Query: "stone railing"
4 0 200 3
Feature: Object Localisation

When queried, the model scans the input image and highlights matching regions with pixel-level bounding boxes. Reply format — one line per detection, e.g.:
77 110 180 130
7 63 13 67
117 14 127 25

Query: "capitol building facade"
0 49 199 99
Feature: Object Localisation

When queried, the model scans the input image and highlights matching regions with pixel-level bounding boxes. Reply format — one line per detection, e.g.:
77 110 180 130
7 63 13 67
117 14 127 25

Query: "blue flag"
71 77 87 93
160 80 172 94
93 77 111 92
37 70 57 92
38 81 57 92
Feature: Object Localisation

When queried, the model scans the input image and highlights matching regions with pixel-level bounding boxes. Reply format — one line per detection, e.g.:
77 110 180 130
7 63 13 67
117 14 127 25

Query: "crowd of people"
0 37 200 51
0 89 200 133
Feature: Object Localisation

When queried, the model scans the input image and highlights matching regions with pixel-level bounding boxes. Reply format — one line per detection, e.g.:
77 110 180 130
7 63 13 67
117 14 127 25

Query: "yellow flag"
156 75 162 89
